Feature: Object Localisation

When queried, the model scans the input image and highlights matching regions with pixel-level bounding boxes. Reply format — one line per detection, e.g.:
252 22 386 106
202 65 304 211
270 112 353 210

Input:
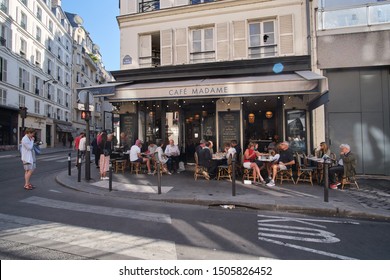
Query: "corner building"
98 0 327 162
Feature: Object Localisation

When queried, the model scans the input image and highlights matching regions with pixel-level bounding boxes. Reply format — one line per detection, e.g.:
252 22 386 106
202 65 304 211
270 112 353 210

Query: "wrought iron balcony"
139 0 160 13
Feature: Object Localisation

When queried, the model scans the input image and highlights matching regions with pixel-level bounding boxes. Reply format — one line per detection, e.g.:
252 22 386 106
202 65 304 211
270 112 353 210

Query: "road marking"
21 196 172 224
92 181 174 194
257 214 358 260
49 189 62 193
0 213 177 260
0 155 14 159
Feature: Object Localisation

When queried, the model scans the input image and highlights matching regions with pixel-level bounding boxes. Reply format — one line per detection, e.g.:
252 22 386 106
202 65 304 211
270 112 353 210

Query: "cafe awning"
56 124 73 133
76 82 132 97
108 72 326 102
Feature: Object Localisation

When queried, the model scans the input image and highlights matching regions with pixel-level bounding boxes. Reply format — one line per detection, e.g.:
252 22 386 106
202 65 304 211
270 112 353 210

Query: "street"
0 151 390 260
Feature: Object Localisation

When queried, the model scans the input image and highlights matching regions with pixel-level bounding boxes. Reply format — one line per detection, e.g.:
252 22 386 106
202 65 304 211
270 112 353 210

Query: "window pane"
263 21 274 33
193 41 201 52
250 35 260 47
249 23 260 35
204 28 213 40
193 30 201 41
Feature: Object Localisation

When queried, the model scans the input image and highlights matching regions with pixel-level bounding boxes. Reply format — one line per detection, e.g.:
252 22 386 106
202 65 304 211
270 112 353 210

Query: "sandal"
24 185 33 190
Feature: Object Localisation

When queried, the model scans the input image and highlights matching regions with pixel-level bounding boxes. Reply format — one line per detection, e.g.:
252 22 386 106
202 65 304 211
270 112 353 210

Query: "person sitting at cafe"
243 142 265 184
147 142 158 155
165 139 180 173
231 140 242 158
129 139 153 175
155 139 171 175
315 142 331 158
266 141 295 187
329 144 356 189
267 135 280 152
198 141 217 179
196 139 206 156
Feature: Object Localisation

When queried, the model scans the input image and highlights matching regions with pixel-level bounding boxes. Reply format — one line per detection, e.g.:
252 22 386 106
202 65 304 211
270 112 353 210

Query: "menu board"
218 111 240 149
120 114 137 146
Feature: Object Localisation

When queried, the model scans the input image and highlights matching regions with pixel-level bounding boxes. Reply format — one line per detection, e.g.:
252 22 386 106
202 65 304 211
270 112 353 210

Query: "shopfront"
80 61 326 162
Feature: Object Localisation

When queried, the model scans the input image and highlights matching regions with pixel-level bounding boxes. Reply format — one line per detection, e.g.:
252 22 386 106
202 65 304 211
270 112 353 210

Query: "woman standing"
98 132 112 180
21 128 36 190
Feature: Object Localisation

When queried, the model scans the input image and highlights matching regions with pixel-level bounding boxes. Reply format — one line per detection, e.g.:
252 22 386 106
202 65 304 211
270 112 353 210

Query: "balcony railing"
318 2 390 30
190 50 215 63
139 0 160 13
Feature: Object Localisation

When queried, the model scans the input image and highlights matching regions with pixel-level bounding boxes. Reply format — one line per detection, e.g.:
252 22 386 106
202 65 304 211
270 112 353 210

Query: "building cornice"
111 55 311 83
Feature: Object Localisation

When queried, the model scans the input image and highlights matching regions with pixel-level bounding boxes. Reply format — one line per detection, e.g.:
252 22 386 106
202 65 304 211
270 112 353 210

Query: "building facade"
0 0 73 149
65 11 114 138
313 0 390 175
99 0 326 162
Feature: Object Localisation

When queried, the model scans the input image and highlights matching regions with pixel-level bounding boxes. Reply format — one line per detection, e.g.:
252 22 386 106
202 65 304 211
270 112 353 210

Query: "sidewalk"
56 161 390 221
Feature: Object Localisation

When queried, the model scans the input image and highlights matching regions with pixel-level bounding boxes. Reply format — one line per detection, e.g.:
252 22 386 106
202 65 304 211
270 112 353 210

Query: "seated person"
315 142 331 158
165 139 180 173
221 142 236 165
266 141 295 187
243 142 265 184
198 141 217 179
147 142 158 156
155 139 171 175
129 139 153 175
329 144 356 189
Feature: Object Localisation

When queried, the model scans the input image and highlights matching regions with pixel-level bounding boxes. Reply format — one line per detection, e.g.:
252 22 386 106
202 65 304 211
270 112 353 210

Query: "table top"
307 156 324 163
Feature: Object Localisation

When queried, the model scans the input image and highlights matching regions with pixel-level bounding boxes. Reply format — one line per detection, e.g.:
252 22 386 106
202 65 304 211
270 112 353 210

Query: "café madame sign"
168 86 228 96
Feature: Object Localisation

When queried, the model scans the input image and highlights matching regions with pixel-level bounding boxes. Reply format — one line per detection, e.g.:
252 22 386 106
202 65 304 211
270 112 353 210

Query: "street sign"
77 91 94 104
77 103 94 111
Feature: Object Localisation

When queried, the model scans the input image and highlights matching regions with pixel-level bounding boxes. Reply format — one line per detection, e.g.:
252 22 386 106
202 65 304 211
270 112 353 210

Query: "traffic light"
81 111 90 121
19 107 28 118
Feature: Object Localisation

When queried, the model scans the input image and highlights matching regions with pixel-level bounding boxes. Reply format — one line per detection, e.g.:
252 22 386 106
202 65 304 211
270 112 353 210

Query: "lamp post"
84 93 91 181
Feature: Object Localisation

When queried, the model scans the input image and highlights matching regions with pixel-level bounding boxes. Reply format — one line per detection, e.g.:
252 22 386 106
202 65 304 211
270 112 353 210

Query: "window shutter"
139 34 151 58
175 28 188 64
279 14 294 55
2 59 7 82
216 22 229 61
233 20 246 59
161 29 173 66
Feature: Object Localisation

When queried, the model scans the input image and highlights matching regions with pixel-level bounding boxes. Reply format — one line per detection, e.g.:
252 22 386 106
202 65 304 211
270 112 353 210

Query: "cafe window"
285 109 307 153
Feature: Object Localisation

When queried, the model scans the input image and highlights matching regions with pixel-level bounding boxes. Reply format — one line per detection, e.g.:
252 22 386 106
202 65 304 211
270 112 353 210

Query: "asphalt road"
0 151 389 260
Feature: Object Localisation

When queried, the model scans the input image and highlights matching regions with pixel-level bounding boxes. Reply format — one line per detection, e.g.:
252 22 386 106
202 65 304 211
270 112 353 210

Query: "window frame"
190 26 215 63
248 19 278 59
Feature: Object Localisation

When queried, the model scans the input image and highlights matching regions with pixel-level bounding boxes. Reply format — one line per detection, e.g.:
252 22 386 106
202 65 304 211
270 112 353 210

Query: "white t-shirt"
129 145 141 161
156 146 168 164
79 137 86 151
226 147 236 159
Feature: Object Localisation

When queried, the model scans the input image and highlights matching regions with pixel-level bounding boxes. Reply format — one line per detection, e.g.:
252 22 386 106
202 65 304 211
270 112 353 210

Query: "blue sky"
61 0 120 71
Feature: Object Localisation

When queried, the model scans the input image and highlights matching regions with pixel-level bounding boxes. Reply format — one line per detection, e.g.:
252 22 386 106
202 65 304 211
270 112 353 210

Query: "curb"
55 171 390 222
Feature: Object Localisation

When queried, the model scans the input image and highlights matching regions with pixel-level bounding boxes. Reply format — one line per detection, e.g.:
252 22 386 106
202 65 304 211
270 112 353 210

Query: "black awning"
56 124 73 132
76 82 132 97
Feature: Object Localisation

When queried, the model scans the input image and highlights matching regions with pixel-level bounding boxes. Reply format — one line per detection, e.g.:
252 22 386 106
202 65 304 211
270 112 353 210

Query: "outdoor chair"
295 152 314 185
114 159 127 174
217 155 232 181
194 152 209 180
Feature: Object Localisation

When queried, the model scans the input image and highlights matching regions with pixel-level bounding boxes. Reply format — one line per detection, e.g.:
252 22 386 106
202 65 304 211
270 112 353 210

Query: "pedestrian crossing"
0 196 177 259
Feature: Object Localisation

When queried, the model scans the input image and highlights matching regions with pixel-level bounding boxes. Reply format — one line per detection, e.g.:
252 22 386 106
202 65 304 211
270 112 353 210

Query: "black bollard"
323 160 330 202
232 155 236 196
68 153 71 176
109 161 113 192
77 157 82 182
155 152 161 195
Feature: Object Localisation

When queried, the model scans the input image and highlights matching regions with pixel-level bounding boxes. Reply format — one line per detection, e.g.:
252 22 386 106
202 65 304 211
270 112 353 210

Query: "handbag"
33 144 41 155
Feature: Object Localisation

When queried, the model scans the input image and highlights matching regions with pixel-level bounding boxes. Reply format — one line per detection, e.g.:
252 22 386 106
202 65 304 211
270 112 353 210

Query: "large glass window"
191 27 215 63
249 20 276 58
285 109 307 153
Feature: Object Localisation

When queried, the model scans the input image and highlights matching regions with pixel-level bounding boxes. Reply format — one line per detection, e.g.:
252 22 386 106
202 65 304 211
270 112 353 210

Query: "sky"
61 0 120 71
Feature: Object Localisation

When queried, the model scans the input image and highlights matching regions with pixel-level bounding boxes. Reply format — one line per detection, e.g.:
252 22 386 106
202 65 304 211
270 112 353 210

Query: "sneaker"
147 172 154 175
103 177 109 180
336 182 342 187
329 183 338 189
266 180 275 187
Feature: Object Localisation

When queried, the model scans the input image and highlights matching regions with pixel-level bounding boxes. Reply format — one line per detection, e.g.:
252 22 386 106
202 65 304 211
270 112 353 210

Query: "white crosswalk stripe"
21 196 172 224
0 213 177 259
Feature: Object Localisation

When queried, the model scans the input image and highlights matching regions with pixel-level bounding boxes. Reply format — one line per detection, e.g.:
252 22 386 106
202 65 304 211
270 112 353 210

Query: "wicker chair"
194 152 209 180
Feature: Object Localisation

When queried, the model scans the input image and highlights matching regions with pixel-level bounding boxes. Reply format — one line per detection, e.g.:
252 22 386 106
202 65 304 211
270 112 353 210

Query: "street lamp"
43 78 58 85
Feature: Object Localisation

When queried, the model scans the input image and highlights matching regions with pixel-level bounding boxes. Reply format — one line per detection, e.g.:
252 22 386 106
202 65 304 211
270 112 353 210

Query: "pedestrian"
74 132 84 166
78 133 86 160
68 134 74 148
98 131 111 180
21 128 37 190
61 134 66 147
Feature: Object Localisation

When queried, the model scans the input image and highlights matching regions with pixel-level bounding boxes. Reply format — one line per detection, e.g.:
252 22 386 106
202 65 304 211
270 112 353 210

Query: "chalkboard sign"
120 114 137 146
218 111 240 150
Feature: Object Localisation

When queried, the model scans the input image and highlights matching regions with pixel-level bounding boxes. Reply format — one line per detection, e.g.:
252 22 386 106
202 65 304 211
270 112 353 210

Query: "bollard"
232 155 236 196
68 153 71 176
157 161 162 195
77 157 82 182
323 159 330 202
109 161 113 192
